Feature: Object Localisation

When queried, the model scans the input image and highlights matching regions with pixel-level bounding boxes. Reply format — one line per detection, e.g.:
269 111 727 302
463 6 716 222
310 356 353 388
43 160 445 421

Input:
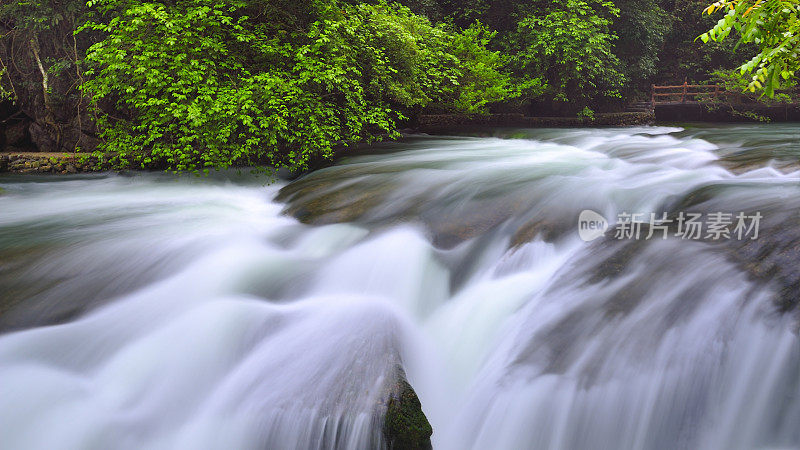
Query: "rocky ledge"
0 152 108 174
417 112 654 133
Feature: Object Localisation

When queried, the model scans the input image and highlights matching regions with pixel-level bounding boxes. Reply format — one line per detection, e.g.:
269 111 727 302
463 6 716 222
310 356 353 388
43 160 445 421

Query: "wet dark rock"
724 212 800 312
278 177 395 225
586 237 651 284
423 198 523 248
281 179 532 249
0 20 100 154
509 217 569 247
600 184 800 314
280 169 579 250
382 370 433 450
0 239 199 333
279 167 551 249
670 186 800 313
3 120 29 146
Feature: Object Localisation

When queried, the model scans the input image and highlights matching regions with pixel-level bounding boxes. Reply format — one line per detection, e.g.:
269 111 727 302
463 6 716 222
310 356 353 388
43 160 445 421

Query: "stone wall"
0 152 107 174
417 112 654 133
655 103 800 122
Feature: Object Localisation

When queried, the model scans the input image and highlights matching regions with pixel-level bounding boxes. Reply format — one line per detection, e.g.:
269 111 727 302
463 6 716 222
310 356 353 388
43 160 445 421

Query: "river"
0 124 798 449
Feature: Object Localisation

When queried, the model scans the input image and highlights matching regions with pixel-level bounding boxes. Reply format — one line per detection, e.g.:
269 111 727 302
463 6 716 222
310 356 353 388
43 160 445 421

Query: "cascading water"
0 124 798 449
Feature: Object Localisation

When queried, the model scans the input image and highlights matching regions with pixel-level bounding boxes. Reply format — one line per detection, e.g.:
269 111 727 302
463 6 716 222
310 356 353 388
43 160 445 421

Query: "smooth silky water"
0 124 798 449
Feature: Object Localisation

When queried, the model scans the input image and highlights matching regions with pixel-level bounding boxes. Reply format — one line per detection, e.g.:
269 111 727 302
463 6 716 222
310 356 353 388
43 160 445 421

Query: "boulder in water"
383 375 433 450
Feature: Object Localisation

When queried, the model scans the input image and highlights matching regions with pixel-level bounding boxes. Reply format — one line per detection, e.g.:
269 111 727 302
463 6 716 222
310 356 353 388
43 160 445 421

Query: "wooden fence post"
682 81 687 103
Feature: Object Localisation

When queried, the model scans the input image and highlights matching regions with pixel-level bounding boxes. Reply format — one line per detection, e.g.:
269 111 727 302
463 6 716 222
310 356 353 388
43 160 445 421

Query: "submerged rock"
590 183 800 315
665 184 800 314
277 176 396 225
278 165 557 249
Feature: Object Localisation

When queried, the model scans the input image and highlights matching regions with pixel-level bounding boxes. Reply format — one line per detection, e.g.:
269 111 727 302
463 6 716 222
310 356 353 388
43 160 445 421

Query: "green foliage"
612 0 671 87
577 106 595 120
80 0 509 172
708 68 796 101
508 0 625 109
444 23 512 112
419 0 767 90
709 68 758 92
396 0 444 21
0 0 84 32
657 0 745 83
431 0 492 28
9 0 791 164
0 67 13 102
701 0 799 96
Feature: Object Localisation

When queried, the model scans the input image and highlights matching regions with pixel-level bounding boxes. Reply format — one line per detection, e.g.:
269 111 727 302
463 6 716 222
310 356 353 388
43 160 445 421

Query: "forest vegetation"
0 0 797 171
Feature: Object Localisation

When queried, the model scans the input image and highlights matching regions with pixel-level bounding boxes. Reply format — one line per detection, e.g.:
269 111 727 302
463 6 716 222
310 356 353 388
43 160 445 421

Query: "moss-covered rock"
383 377 433 450
0 152 112 174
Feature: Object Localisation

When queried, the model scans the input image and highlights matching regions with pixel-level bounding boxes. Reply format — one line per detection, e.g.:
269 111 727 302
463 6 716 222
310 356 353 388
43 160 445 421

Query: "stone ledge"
417 112 654 133
0 152 109 174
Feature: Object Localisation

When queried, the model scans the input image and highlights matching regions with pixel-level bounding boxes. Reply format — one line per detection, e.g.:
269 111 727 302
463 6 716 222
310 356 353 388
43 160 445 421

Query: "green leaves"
700 0 799 96
81 0 510 173
508 0 625 109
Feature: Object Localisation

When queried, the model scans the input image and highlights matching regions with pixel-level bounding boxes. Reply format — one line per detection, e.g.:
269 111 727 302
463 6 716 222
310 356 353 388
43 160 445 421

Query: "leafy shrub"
577 106 595 120
80 0 510 172
507 0 625 110
701 0 799 96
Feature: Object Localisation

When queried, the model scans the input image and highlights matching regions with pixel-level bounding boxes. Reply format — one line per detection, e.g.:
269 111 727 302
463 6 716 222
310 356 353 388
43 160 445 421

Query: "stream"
0 124 799 449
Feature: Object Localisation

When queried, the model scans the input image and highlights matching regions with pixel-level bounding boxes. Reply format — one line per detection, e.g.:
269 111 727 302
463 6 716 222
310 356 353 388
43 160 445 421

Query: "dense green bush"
80 0 510 172
612 0 670 89
507 0 624 110
4 0 793 164
411 0 793 97
656 0 744 84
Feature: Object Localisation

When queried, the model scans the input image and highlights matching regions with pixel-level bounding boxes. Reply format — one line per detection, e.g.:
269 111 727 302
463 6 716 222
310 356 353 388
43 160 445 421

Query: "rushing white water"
0 125 798 449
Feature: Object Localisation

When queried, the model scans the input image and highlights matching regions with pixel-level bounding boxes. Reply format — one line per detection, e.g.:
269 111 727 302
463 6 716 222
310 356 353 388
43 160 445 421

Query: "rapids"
0 124 798 449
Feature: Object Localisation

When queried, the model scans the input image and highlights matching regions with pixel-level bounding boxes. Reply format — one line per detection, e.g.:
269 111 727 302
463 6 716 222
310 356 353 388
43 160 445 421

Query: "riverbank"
655 102 800 122
416 111 654 133
2 110 794 176
1 113 654 174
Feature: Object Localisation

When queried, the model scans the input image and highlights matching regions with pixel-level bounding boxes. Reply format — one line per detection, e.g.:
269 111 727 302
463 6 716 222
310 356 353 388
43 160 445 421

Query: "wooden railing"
651 83 728 105
651 82 799 105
